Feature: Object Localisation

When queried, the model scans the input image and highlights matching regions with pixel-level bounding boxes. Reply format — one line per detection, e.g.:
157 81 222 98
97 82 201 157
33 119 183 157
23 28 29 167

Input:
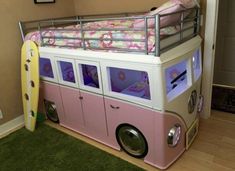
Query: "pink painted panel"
104 97 156 159
40 81 66 124
160 113 186 168
148 112 186 169
38 84 45 114
104 97 186 169
40 81 187 169
59 86 85 131
80 91 108 139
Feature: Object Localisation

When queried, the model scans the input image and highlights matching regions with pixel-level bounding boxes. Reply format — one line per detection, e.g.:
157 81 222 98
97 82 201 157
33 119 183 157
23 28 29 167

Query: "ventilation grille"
186 118 199 150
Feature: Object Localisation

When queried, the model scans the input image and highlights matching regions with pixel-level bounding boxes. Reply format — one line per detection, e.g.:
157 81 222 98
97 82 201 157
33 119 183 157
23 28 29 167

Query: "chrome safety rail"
19 8 200 56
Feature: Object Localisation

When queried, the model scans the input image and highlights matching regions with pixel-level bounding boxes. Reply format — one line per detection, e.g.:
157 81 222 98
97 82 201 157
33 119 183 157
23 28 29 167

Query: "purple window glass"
59 61 75 83
39 58 54 78
81 64 100 88
165 60 187 95
193 49 201 80
109 67 150 100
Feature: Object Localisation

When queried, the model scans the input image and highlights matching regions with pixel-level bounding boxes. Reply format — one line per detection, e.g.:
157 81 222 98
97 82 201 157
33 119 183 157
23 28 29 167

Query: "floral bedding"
25 19 180 53
25 0 197 52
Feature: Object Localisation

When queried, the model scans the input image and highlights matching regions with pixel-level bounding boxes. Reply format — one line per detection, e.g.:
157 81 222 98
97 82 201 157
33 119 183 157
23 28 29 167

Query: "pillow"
133 0 199 28
149 0 199 15
173 0 200 8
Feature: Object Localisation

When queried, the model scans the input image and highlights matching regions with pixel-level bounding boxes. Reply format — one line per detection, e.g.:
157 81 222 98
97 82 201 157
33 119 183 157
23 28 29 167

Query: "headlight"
167 124 181 147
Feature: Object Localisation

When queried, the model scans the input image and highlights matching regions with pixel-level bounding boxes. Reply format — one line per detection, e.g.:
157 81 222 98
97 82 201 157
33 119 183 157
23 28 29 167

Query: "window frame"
39 55 58 83
163 57 193 102
75 60 103 94
55 57 79 88
101 61 154 108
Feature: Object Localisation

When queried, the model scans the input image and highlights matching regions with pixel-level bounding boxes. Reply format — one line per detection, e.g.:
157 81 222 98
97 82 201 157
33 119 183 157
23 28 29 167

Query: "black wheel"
44 100 59 123
116 124 148 158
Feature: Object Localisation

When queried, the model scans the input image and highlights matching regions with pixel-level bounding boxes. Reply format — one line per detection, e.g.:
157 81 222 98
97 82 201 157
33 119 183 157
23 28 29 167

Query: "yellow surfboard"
21 40 39 132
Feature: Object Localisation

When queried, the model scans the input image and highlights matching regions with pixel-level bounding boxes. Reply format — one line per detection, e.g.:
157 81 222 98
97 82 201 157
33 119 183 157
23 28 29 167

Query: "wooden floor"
46 110 235 171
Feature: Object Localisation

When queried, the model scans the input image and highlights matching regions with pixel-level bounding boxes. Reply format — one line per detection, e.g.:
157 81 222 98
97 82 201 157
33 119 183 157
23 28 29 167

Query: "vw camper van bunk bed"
19 1 202 169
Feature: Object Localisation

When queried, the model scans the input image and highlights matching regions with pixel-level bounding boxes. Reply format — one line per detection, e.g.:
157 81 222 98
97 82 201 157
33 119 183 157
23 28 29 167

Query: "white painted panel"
0 115 24 138
201 0 219 118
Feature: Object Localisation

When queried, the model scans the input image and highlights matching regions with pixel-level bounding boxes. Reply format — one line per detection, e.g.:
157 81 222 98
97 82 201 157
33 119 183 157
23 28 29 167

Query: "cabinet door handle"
79 96 83 100
110 105 119 109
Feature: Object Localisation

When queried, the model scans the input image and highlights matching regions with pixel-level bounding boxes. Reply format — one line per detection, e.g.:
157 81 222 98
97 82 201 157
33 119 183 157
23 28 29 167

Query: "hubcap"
117 125 147 158
44 100 59 122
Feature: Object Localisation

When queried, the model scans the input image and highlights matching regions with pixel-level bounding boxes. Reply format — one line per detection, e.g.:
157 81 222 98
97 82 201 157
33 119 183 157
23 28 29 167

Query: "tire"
116 124 148 158
44 100 59 123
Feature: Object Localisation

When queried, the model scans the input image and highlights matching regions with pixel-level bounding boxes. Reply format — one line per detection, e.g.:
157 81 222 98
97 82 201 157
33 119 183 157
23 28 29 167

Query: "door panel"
59 86 85 131
80 91 108 138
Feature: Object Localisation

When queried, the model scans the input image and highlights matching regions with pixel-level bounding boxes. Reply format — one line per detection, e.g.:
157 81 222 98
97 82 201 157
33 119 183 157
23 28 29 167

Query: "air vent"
186 118 199 150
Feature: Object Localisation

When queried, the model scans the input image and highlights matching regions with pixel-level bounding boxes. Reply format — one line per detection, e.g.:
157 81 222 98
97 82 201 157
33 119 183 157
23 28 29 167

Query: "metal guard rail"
19 7 200 56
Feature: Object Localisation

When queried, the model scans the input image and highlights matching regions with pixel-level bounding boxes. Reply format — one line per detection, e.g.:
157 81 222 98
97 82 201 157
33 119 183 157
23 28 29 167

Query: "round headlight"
167 124 181 147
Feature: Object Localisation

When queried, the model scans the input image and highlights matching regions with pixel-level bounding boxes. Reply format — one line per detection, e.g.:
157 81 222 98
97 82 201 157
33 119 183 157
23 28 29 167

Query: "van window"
193 49 201 81
165 59 188 100
81 64 100 89
58 61 75 83
108 67 151 100
39 58 54 78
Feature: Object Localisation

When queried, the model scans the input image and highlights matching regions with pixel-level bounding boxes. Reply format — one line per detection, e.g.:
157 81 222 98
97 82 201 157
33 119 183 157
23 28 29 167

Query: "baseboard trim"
0 115 24 139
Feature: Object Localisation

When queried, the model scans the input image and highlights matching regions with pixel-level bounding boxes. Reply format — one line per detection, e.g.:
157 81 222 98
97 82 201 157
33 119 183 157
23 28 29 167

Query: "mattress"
25 19 185 53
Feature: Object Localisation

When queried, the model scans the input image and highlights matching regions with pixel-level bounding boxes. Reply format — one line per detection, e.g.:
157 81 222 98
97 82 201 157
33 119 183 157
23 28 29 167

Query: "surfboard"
21 40 39 132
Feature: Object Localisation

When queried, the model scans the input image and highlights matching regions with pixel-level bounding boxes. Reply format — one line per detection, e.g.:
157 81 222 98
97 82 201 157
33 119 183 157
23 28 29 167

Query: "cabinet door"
80 91 108 139
59 85 85 131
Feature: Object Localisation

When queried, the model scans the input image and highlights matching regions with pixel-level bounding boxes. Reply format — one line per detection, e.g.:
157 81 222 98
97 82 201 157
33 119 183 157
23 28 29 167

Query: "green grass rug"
0 123 143 171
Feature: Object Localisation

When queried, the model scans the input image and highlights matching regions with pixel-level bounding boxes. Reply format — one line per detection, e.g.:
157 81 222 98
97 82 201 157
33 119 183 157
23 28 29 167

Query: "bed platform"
19 2 202 169
19 7 200 56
